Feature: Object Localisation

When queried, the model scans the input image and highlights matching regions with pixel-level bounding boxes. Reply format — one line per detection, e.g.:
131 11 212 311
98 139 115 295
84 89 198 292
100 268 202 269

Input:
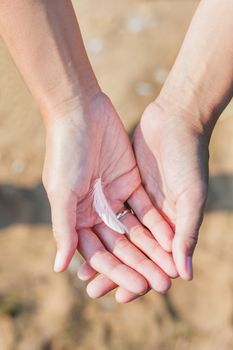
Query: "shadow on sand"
0 174 232 229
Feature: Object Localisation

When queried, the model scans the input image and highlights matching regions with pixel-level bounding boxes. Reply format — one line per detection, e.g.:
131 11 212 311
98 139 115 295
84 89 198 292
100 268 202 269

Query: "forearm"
157 0 233 132
0 0 100 124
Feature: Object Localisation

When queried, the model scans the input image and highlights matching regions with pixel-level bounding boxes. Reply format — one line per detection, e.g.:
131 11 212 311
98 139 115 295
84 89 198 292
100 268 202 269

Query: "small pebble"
153 68 169 84
10 159 26 174
135 81 153 97
86 37 104 55
127 16 147 33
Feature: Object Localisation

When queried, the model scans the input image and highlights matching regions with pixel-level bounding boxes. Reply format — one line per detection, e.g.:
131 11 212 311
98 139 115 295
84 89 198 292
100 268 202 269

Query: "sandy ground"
0 1 233 349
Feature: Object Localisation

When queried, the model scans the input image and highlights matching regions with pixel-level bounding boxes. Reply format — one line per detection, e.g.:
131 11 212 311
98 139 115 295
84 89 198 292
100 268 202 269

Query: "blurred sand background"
0 1 233 349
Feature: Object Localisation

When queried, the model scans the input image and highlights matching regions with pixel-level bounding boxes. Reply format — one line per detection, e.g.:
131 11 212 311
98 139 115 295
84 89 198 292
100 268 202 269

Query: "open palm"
43 94 177 299
133 101 209 280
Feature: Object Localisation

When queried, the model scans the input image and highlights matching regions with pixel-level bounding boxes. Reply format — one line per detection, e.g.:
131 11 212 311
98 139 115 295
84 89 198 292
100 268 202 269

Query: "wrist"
40 76 102 128
155 77 219 136
42 89 110 134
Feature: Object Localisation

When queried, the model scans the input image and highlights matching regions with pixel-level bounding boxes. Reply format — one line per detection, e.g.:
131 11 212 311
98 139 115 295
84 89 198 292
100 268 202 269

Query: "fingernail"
186 256 193 280
54 250 63 272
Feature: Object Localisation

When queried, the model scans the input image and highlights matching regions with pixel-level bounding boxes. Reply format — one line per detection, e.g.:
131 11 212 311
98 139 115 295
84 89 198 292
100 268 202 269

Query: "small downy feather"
93 178 127 234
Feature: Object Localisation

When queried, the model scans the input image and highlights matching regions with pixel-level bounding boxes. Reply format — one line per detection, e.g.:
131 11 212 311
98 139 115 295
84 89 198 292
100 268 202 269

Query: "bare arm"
158 0 233 130
134 0 233 282
0 0 176 300
0 0 100 123
72 0 233 295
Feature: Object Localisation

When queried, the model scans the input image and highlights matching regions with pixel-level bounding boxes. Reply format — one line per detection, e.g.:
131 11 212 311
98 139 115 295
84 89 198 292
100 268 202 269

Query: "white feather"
93 178 127 234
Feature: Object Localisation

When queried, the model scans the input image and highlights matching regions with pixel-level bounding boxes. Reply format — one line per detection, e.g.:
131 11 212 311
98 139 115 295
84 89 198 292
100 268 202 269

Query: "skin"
0 0 232 302
78 0 233 302
0 0 177 297
44 93 178 295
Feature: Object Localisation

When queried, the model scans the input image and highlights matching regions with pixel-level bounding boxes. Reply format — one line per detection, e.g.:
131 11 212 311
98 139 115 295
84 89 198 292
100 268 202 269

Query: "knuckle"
151 221 169 239
90 246 108 266
135 257 150 271
52 228 77 247
151 217 164 229
112 263 127 275
114 237 129 253
110 264 124 279
138 203 154 220
130 225 144 240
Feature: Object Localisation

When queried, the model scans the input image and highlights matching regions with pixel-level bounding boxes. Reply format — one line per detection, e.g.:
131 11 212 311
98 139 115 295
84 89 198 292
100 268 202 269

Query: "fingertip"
121 268 148 295
156 276 172 294
86 283 100 299
136 279 149 296
181 274 193 281
168 263 179 279
77 262 96 281
86 280 109 299
86 275 117 299
115 288 140 303
53 242 77 273
54 250 66 273
165 252 179 279
178 269 193 281
172 240 193 281
180 256 193 281
109 264 148 295
171 271 179 279
143 262 172 294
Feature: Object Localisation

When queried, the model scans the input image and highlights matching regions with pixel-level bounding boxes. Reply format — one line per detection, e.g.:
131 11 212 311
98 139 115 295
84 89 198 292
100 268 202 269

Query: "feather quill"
93 178 127 234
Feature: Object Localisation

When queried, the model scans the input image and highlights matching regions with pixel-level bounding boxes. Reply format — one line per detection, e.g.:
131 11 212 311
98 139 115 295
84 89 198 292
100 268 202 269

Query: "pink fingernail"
54 251 63 272
186 256 193 280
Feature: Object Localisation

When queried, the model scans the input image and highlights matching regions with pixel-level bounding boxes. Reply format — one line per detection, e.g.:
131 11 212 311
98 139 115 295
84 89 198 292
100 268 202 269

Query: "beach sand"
0 1 232 349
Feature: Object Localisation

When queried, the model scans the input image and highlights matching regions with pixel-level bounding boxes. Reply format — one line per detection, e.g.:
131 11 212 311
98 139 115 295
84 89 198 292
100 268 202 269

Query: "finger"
78 262 149 302
48 191 78 273
94 223 172 293
86 271 142 302
76 260 117 297
78 262 147 301
173 190 206 280
86 274 117 299
128 185 174 252
78 228 148 295
115 287 148 303
119 213 178 279
77 261 97 281
87 274 141 302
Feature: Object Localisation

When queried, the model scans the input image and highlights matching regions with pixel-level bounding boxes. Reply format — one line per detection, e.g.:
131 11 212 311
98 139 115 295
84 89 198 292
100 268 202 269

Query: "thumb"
48 190 78 273
173 189 206 281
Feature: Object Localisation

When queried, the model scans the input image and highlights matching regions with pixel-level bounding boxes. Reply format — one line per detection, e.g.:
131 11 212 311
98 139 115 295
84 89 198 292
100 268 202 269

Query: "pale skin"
0 0 178 299
77 0 233 301
0 0 232 302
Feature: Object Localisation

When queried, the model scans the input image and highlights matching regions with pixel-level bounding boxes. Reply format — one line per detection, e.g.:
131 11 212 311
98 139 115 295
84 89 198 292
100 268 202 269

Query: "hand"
77 214 177 302
43 93 177 298
133 101 209 280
